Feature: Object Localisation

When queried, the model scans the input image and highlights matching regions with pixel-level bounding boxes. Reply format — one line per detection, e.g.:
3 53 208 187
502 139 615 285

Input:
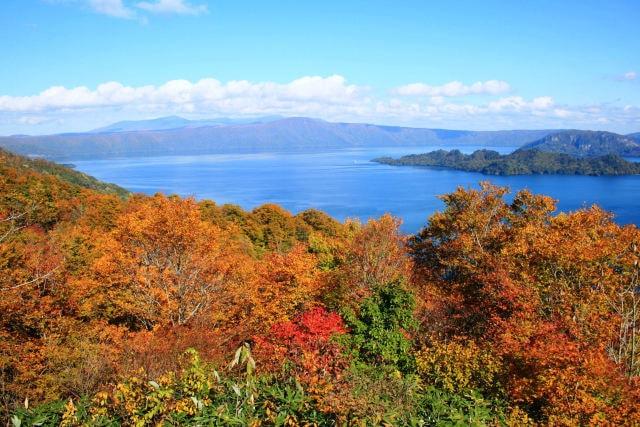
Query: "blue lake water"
70 146 640 233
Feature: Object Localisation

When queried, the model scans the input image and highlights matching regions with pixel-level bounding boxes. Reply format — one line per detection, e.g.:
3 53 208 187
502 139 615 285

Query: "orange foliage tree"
75 194 253 330
229 243 323 337
412 182 640 424
331 214 412 306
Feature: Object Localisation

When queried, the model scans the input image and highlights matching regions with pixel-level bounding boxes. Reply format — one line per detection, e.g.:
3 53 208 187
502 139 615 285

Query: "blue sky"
1 0 639 134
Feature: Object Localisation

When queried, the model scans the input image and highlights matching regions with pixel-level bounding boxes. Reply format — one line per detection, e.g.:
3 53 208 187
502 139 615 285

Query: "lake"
70 146 640 233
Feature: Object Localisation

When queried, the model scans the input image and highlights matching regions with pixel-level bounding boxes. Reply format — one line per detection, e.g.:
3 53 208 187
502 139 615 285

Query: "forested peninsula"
374 148 640 176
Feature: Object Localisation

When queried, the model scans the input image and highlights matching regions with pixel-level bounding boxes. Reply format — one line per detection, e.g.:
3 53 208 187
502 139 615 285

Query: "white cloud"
551 109 571 118
1 75 639 133
136 0 207 15
392 80 511 97
613 71 638 82
88 0 135 18
48 0 207 18
17 116 50 125
0 75 366 114
531 96 554 110
488 96 554 112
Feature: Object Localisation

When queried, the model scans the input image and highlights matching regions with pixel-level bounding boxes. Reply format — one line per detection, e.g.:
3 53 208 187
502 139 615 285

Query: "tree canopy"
2 151 639 425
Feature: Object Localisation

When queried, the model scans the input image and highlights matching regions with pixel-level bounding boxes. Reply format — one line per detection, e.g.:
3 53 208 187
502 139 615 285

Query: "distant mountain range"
89 115 283 133
1 116 638 160
518 130 640 157
0 117 557 159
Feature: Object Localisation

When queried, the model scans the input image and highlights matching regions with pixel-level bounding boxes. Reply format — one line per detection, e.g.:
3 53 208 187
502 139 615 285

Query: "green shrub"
341 280 417 373
420 386 507 426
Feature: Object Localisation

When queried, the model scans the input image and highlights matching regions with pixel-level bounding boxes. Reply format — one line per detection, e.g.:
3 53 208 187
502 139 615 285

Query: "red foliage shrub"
254 307 348 392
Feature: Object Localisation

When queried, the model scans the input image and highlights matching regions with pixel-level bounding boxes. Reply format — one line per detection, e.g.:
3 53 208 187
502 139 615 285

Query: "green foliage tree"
341 280 417 373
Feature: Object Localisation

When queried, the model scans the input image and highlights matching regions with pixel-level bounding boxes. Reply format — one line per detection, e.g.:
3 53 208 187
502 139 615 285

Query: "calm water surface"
71 146 640 233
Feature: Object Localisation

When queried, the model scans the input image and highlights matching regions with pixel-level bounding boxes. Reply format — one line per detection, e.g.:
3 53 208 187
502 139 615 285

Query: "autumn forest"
1 147 640 426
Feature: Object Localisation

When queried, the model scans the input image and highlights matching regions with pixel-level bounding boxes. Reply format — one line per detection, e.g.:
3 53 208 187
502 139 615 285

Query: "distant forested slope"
0 147 128 197
518 130 640 157
375 148 640 175
0 117 555 159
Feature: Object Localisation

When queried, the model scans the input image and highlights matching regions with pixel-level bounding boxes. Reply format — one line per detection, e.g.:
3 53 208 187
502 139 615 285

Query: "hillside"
2 155 639 424
518 130 640 157
0 117 556 159
0 147 129 197
629 132 640 142
374 148 640 176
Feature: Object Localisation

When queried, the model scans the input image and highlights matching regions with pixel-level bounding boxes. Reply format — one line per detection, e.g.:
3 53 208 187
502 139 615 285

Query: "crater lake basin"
68 145 640 233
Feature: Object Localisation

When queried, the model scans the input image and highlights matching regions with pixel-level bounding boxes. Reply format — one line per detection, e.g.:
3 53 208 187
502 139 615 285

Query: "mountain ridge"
518 130 640 157
0 117 558 160
89 115 283 133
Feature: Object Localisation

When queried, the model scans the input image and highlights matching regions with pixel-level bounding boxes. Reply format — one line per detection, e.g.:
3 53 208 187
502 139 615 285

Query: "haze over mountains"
0 116 638 160
89 115 283 133
0 116 557 159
